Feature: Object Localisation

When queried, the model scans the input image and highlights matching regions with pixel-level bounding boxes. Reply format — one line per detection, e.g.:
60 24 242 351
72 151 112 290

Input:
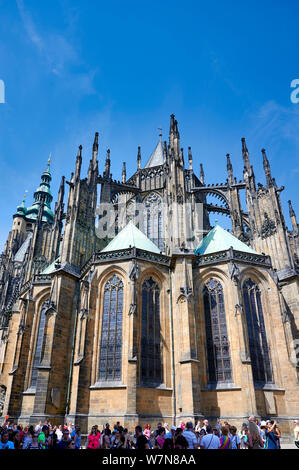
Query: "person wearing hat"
259 421 267 446
165 426 176 441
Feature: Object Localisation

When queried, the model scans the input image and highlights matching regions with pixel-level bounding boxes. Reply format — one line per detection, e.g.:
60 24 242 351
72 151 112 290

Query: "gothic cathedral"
0 115 298 435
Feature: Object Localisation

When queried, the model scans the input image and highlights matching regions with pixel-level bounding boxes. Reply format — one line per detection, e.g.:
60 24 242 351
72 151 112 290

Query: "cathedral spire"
262 148 273 186
241 137 256 192
288 200 298 234
226 153 234 185
200 163 205 185
25 159 54 224
188 147 193 171
137 146 141 170
169 114 180 156
104 149 111 177
122 162 126 183
241 137 251 173
75 145 82 181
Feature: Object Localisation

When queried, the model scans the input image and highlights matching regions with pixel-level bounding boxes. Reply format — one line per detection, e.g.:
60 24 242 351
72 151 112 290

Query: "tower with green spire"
25 159 54 223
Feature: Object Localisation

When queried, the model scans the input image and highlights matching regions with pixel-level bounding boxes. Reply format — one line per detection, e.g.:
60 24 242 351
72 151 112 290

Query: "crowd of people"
0 416 298 450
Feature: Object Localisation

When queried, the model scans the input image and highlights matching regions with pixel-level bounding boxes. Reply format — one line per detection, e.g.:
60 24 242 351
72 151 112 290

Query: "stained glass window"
99 275 123 381
30 301 48 388
242 278 273 384
203 278 232 383
143 193 163 252
140 277 162 385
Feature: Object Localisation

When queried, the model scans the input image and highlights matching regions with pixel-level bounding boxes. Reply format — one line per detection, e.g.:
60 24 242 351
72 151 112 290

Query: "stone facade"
0 115 298 436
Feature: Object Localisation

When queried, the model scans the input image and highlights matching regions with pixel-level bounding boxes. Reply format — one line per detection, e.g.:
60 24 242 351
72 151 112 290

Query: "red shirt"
87 432 101 449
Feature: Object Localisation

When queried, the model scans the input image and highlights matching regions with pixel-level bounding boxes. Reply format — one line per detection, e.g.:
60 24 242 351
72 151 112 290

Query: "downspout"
169 267 176 426
65 280 80 417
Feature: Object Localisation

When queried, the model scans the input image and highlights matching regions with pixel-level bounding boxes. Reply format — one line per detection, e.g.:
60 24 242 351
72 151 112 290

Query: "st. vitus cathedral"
0 115 298 435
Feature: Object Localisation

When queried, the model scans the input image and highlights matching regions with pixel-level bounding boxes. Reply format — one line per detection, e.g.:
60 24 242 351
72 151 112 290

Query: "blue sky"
0 0 299 249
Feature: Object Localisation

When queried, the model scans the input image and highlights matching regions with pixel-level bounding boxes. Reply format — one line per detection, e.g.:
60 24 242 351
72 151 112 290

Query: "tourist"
165 425 176 441
264 420 279 449
229 426 240 449
87 425 101 449
111 429 122 449
135 425 149 449
163 438 174 450
156 427 166 449
26 431 43 449
66 439 76 449
200 425 220 449
201 419 209 432
0 430 15 449
174 435 189 449
56 429 72 449
219 426 232 449
248 419 263 449
55 424 63 441
182 421 198 449
22 426 33 449
195 420 201 433
71 424 81 449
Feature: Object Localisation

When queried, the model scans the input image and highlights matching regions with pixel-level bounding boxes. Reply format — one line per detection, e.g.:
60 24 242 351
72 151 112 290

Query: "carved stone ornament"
261 212 276 239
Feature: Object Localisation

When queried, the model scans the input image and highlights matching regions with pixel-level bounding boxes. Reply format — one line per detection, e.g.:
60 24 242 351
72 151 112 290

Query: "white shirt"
200 433 220 449
182 430 198 449
55 429 63 441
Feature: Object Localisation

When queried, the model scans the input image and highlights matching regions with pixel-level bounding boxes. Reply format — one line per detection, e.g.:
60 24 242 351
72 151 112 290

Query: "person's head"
135 425 142 437
260 421 267 429
164 422 169 430
67 439 76 449
175 427 183 437
170 426 176 435
158 427 165 437
249 421 259 438
103 434 110 447
145 423 150 430
42 425 49 435
230 426 237 436
63 429 70 441
221 426 229 436
206 425 213 434
294 420 298 427
186 421 193 431
123 428 128 435
32 432 39 441
248 415 255 423
1 431 9 443
203 419 209 427
91 425 97 434
157 422 162 429
199 429 206 436
116 421 120 427
75 425 80 434
105 423 110 429
163 438 174 450
174 435 188 449
212 427 219 436
114 430 121 441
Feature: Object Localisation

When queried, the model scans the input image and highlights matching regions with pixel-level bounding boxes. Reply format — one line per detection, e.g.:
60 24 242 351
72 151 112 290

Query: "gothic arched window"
242 278 273 384
140 277 162 385
99 275 123 381
30 301 48 388
143 193 163 252
203 278 232 383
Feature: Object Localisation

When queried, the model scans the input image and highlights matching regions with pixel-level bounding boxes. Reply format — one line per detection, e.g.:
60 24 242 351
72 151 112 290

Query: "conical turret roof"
194 223 257 255
101 220 161 253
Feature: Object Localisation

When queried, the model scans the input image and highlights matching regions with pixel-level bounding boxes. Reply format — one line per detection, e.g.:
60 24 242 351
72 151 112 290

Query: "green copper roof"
194 223 258 255
41 257 59 274
101 220 161 254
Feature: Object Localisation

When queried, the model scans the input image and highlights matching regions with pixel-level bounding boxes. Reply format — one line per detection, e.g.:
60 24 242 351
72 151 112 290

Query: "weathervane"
158 127 162 141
